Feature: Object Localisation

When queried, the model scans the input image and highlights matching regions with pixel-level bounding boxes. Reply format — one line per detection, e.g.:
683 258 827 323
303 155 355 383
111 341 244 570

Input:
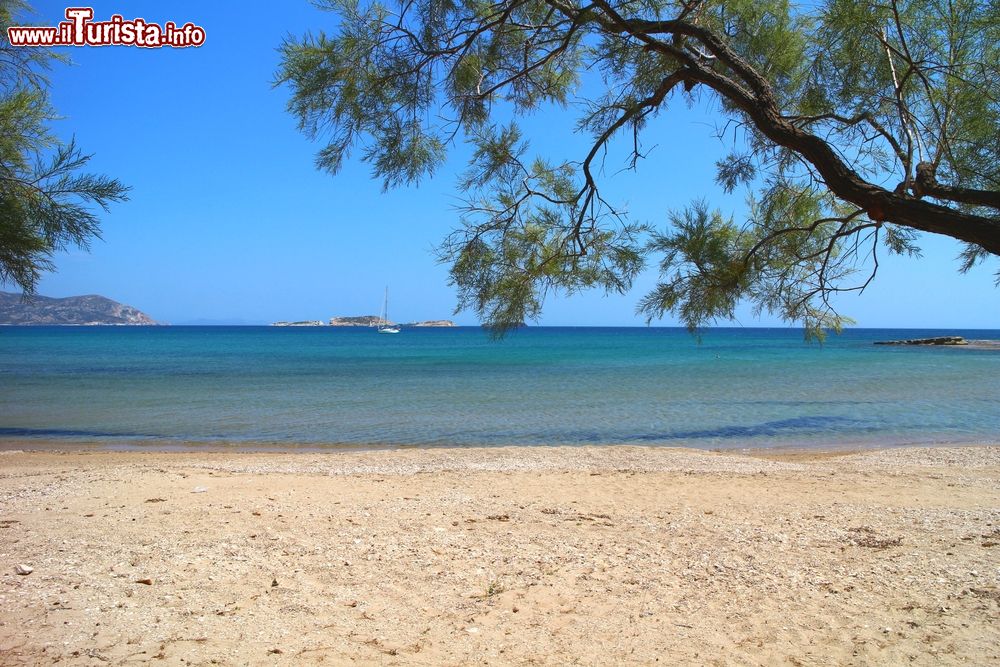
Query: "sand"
0 444 998 665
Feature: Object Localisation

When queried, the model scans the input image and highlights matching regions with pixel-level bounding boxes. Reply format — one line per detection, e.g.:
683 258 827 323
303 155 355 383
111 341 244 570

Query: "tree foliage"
0 0 129 294
278 0 999 337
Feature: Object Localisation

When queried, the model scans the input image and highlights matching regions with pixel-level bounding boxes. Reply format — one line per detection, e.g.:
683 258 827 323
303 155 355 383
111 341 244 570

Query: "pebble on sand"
14 564 33 575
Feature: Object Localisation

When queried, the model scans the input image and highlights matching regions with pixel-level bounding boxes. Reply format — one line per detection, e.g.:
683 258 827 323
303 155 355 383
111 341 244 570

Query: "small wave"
636 415 866 441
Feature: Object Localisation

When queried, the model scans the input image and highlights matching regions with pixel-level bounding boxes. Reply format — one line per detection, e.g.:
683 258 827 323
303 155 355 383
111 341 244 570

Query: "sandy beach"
0 444 998 665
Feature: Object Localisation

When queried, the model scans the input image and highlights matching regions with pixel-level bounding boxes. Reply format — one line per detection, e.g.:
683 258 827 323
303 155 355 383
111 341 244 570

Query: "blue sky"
23 1 1000 327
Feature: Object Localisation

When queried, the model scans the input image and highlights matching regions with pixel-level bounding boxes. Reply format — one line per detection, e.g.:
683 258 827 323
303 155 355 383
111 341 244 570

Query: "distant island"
328 316 455 327
407 320 456 327
272 316 457 327
328 315 386 327
0 291 157 325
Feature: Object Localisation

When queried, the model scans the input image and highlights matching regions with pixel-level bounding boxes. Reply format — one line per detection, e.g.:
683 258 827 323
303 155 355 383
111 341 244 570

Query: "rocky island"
874 335 1000 350
406 320 456 327
874 335 969 346
271 320 325 327
329 315 389 327
0 291 157 325
327 316 456 327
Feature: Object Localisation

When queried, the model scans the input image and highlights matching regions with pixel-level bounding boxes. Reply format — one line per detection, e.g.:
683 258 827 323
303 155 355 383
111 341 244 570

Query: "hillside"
0 292 157 325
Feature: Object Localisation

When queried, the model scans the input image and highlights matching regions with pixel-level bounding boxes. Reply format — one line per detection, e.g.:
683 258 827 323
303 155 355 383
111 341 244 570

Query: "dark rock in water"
874 336 968 346
0 291 157 325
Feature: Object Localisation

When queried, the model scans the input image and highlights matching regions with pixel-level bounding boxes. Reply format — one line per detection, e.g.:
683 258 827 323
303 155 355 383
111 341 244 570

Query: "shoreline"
1 444 998 665
2 436 999 457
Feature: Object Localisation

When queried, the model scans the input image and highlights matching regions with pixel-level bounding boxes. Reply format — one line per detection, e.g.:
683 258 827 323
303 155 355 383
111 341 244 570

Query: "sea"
1 326 998 451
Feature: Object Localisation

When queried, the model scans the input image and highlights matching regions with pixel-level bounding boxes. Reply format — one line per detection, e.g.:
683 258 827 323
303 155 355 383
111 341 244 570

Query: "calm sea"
1 326 998 451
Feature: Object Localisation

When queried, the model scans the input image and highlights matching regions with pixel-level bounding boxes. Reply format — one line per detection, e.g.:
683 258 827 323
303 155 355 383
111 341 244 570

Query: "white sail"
377 286 401 334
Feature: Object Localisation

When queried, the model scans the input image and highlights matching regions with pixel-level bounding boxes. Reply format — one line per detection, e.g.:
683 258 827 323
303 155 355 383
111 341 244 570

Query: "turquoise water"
1 326 998 450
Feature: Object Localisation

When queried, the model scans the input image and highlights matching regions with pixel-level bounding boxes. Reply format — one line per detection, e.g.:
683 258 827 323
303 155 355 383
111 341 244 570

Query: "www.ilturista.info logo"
7 8 205 48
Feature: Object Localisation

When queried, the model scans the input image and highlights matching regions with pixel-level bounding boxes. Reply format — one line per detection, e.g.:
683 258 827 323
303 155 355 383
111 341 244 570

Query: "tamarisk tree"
0 0 129 294
278 0 999 336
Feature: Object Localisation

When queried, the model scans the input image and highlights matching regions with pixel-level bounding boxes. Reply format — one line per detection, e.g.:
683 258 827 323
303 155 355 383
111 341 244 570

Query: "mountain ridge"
0 292 158 325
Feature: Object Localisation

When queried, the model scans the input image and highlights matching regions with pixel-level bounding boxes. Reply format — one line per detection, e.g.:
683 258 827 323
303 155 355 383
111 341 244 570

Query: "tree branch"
582 4 1000 255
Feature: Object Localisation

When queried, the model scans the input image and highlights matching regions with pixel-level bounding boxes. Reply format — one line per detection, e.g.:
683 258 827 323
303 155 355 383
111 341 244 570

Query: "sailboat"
376 287 401 334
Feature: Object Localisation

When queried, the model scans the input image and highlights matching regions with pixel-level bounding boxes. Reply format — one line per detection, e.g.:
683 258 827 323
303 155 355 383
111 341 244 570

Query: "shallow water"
1 326 998 450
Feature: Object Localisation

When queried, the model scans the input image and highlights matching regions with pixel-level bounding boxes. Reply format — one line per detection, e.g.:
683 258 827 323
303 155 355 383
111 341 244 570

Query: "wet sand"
0 445 998 665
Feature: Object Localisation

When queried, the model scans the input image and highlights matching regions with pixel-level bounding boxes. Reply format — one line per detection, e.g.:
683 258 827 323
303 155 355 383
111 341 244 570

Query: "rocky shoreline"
874 336 1000 349
875 335 968 345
